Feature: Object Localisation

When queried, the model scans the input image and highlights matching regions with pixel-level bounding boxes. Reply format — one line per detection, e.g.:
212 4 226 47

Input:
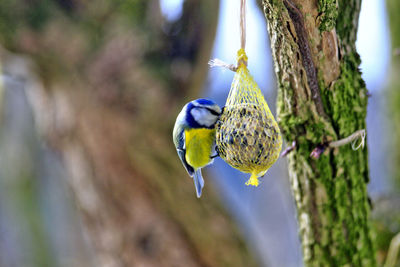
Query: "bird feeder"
215 49 282 186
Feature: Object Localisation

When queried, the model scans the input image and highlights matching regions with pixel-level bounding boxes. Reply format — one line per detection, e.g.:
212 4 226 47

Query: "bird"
173 99 222 198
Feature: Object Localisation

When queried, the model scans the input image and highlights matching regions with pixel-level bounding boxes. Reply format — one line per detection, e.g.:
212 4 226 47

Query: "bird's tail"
193 169 205 198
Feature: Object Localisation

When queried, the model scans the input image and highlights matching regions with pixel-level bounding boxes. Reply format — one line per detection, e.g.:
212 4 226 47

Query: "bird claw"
210 146 220 159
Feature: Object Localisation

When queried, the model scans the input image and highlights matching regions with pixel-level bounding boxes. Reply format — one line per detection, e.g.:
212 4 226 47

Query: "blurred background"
0 0 399 266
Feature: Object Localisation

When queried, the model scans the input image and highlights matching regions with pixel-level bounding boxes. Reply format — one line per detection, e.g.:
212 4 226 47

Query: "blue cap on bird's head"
193 98 217 106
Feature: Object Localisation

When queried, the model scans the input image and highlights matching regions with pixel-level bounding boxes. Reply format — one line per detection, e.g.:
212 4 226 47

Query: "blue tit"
173 99 222 198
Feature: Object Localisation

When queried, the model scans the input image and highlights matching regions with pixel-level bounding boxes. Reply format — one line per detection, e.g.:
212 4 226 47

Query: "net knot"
237 48 248 67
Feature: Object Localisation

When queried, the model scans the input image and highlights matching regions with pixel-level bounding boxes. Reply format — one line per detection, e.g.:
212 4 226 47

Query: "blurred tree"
376 0 400 266
0 0 257 266
387 0 400 189
262 0 376 266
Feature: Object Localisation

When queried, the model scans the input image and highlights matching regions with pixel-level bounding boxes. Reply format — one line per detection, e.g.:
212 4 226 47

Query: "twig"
310 144 327 159
281 141 296 157
328 129 365 150
384 232 400 267
310 129 366 159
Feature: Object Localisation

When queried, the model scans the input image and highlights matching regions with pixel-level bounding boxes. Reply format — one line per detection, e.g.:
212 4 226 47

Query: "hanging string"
209 0 247 71
208 58 237 72
240 0 246 50
237 0 248 67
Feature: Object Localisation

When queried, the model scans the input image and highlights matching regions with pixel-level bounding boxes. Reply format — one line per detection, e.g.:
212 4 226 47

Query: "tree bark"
262 0 376 266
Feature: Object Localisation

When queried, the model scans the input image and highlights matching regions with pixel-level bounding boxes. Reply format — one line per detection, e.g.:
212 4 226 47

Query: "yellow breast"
185 128 216 169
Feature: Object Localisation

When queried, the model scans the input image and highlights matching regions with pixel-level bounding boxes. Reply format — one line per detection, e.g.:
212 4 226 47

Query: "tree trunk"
262 0 376 266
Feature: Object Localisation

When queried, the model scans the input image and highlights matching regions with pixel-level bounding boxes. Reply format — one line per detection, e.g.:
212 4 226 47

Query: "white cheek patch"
191 108 218 127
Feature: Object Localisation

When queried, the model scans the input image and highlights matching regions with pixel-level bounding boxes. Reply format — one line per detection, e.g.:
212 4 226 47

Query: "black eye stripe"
205 107 220 116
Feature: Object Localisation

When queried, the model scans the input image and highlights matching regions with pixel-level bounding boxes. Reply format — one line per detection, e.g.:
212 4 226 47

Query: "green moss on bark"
318 0 338 31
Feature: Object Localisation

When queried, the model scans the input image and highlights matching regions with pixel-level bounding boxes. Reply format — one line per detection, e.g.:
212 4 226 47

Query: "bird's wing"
177 148 195 177
175 129 195 177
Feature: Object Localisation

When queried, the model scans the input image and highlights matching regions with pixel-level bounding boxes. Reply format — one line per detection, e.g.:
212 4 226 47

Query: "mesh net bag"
215 49 282 186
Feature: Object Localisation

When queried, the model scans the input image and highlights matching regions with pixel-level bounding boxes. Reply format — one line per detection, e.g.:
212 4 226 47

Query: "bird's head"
184 98 222 129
